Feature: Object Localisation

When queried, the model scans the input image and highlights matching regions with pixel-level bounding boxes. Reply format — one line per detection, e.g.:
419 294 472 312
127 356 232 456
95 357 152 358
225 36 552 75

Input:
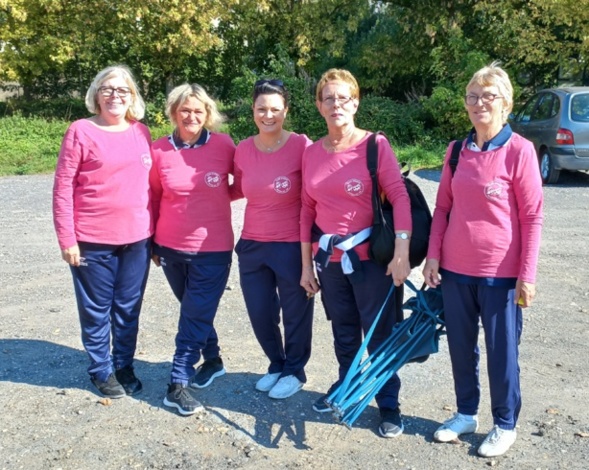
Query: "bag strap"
367 132 385 225
449 140 462 177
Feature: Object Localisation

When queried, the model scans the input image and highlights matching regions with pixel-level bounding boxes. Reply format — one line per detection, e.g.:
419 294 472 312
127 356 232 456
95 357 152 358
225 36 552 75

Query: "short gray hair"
165 83 226 131
85 65 145 121
467 61 514 121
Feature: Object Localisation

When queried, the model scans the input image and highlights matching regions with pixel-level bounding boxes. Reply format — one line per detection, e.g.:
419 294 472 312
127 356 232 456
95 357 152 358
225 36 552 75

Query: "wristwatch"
395 233 410 240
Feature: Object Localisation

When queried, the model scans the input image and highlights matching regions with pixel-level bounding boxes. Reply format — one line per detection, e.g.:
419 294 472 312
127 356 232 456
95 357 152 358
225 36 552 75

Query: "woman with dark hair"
53 64 152 399
233 79 314 400
150 83 235 415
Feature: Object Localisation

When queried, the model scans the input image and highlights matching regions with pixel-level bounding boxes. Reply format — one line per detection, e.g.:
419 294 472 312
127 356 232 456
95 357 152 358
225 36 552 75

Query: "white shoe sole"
268 383 303 399
163 397 204 416
191 368 226 389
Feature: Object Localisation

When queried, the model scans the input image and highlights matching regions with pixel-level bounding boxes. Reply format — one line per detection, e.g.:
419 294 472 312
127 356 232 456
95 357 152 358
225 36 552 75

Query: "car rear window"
571 93 589 122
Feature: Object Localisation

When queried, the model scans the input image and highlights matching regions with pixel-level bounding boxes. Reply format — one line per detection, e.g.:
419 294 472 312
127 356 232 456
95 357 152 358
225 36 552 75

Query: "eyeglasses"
322 96 354 106
464 93 502 106
98 86 132 98
254 79 285 89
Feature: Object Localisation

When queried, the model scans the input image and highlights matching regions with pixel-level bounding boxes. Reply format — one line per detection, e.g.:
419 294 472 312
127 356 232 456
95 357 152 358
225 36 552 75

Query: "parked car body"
510 87 589 184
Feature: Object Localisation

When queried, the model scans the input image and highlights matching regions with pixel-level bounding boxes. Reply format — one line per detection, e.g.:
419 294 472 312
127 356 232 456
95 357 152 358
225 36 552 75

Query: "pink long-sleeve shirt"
427 133 543 282
233 133 312 242
53 119 153 250
150 133 236 252
300 132 411 262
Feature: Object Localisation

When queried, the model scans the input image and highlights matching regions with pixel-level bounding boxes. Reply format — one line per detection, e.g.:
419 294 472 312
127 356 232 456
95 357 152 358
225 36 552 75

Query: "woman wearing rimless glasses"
53 65 152 399
423 62 543 457
150 84 236 416
232 79 314 400
300 69 411 438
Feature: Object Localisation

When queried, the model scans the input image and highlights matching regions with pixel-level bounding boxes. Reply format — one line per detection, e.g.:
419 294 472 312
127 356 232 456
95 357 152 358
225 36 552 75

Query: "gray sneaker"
163 384 204 416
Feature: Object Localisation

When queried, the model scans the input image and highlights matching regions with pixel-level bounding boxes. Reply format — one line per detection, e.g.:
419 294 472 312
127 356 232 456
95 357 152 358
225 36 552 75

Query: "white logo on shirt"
274 176 291 194
205 172 222 188
344 178 364 197
485 179 504 200
140 153 152 170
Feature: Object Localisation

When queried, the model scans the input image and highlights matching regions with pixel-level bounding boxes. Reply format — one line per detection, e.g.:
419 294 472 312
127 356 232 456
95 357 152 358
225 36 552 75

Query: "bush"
0 115 68 175
356 95 429 146
0 98 88 121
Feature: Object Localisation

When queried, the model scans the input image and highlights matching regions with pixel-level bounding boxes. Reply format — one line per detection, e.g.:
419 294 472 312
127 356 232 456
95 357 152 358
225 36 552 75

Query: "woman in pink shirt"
150 84 235 416
233 79 314 400
300 69 412 438
53 65 152 399
423 63 543 458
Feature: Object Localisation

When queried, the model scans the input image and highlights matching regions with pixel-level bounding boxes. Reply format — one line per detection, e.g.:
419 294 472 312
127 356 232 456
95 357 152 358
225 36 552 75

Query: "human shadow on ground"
0 339 443 450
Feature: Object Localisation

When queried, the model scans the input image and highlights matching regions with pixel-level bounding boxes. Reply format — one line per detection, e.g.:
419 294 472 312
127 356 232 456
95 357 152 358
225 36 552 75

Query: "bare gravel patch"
1 171 588 469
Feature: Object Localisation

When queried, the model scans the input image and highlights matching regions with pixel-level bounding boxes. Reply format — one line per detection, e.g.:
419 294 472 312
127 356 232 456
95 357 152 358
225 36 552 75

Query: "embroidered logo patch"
205 172 222 188
140 153 152 170
484 179 504 200
274 176 291 194
344 178 364 197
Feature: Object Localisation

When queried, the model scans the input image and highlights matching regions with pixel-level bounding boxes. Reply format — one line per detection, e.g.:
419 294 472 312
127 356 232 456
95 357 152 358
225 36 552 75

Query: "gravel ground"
1 170 588 470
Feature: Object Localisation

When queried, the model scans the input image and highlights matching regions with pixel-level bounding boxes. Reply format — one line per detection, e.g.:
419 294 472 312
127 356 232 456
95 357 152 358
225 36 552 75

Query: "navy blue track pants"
317 260 403 411
236 239 313 382
71 238 151 382
442 277 523 430
161 260 230 385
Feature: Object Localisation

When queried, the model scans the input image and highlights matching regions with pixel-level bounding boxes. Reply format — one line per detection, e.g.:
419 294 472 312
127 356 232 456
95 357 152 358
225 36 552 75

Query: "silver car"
510 87 589 184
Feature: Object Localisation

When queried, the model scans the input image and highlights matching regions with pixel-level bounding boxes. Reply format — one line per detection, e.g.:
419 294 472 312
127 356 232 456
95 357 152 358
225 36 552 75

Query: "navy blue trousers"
317 260 403 410
236 239 314 383
71 238 151 382
161 260 230 385
442 277 523 430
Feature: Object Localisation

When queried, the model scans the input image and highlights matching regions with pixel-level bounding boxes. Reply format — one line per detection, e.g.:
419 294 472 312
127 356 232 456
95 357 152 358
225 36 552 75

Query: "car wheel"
540 150 560 184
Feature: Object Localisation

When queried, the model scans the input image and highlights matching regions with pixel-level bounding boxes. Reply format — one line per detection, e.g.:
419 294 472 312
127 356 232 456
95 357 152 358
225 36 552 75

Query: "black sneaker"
163 384 204 416
115 365 143 396
379 407 404 438
191 357 226 389
312 382 341 413
91 373 126 399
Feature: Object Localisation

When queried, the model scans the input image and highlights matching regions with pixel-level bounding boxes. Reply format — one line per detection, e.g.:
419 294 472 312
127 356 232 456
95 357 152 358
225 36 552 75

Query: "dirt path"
1 171 588 469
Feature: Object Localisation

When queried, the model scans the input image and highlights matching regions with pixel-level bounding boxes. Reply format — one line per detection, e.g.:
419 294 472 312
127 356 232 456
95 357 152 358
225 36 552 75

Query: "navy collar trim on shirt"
466 123 513 151
169 128 211 151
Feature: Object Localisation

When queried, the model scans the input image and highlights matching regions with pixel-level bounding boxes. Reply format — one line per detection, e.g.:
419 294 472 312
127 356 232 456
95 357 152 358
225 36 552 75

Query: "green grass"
0 116 446 176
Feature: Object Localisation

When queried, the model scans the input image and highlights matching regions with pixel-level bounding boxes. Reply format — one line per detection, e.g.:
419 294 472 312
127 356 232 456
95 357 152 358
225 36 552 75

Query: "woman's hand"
515 279 536 308
300 266 320 297
151 254 161 267
423 259 441 288
386 254 410 286
61 245 81 267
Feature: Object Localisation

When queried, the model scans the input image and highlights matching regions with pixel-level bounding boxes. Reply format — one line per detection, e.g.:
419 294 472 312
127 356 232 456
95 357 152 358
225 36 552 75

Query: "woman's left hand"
386 254 410 286
515 279 536 308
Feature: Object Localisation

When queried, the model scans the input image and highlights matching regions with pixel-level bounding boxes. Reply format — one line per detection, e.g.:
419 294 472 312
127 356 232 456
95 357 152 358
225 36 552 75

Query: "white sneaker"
268 375 303 399
478 426 517 457
433 412 479 442
255 372 281 392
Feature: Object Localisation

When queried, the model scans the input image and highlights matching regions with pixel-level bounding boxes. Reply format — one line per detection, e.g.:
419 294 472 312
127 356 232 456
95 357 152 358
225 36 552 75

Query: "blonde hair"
165 83 226 132
85 65 145 121
315 69 360 101
467 61 514 120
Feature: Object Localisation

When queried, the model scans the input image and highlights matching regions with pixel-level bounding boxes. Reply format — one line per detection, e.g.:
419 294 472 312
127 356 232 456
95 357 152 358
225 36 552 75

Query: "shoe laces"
486 426 505 444
444 413 470 428
175 386 195 402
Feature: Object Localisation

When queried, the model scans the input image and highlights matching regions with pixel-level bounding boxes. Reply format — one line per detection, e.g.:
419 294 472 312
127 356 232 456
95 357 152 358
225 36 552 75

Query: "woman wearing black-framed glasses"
53 64 151 400
232 79 314 400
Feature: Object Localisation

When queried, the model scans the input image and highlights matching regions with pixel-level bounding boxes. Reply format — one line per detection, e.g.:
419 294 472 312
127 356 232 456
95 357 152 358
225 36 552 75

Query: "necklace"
257 132 283 152
326 127 356 152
